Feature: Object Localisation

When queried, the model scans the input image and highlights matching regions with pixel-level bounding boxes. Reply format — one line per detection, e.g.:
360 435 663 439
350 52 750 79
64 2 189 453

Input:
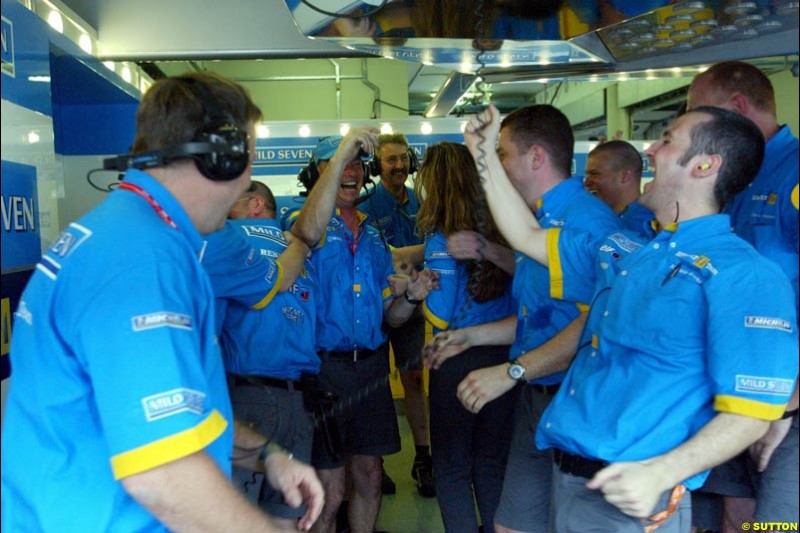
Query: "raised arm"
292 126 379 247
464 103 549 266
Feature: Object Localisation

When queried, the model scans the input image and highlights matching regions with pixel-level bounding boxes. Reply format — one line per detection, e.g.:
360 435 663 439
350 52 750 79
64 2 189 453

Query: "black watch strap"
404 291 422 305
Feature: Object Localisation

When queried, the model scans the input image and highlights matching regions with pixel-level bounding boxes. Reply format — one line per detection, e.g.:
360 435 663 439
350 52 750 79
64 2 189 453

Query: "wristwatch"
404 291 422 305
507 359 527 382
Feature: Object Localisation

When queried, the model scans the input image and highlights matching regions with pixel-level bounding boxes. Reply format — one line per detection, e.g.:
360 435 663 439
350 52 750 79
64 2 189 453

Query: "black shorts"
312 343 401 469
387 310 426 372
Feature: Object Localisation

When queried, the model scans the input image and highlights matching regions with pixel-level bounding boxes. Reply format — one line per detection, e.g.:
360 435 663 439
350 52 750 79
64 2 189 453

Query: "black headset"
367 147 419 177
297 156 321 196
103 78 250 182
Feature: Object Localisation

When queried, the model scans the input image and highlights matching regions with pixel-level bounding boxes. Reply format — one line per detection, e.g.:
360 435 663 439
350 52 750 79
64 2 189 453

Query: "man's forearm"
650 412 770 489
292 153 348 245
276 239 310 292
484 241 516 275
516 313 586 379
467 315 518 347
122 451 283 533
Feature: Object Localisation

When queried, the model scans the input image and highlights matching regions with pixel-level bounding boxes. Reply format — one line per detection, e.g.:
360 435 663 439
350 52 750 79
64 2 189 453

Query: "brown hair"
415 142 510 303
694 61 776 114
132 71 262 153
501 104 574 178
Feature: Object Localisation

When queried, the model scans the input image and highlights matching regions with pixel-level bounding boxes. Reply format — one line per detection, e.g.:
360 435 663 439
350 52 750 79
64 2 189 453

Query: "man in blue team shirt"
286 135 436 533
359 132 436 498
205 126 380 530
1 72 322 532
687 61 800 530
584 140 655 236
425 104 622 533
463 102 797 533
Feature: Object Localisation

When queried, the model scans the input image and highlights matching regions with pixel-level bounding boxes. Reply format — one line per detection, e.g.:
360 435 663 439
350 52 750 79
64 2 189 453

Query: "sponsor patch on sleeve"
744 316 793 332
735 375 794 397
142 388 206 421
131 311 193 332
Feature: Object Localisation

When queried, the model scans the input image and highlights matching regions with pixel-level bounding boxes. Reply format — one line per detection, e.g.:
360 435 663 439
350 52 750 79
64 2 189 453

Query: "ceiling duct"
424 71 478 118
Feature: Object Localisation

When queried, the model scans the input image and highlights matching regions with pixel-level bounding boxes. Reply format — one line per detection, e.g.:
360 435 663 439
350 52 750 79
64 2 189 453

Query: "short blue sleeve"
202 221 283 310
707 260 799 420
74 261 227 479
549 228 598 305
422 233 457 330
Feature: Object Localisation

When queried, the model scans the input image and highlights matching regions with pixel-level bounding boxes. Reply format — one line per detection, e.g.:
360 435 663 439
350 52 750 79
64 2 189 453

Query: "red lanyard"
118 182 179 231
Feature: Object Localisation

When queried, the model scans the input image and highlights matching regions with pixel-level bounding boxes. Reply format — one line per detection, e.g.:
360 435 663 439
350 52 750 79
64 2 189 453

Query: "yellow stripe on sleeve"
111 409 228 479
382 287 393 300
714 395 788 421
422 301 449 331
547 228 564 300
250 261 284 310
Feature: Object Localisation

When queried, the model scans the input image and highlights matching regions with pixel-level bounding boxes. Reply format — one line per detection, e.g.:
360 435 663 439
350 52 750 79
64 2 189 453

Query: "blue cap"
314 136 343 162
313 136 373 163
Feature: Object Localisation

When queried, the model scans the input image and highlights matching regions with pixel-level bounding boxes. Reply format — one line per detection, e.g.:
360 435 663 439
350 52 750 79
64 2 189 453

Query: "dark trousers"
429 345 515 533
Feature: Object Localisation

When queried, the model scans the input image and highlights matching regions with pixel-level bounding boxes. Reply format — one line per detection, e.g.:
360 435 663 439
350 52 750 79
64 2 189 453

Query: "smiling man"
462 102 798 533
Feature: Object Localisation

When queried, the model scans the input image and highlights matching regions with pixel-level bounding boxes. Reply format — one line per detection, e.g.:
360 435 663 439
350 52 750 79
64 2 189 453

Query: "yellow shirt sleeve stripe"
547 228 564 300
382 287 393 300
422 301 449 331
111 409 228 479
714 395 788 421
250 262 284 310
576 303 589 312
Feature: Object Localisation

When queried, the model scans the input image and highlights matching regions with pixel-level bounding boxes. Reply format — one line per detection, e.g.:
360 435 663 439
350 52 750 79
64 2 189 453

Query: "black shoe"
381 466 397 495
411 456 436 498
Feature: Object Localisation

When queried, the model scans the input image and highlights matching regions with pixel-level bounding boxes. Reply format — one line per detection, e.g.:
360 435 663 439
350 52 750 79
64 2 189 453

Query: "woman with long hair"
416 142 515 533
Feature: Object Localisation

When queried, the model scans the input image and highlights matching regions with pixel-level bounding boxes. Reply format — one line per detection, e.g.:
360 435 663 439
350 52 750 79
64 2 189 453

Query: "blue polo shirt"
537 215 798 490
422 231 513 333
206 219 320 379
359 182 422 247
725 125 799 313
511 176 622 386
1 170 233 532
286 209 394 351
619 200 656 237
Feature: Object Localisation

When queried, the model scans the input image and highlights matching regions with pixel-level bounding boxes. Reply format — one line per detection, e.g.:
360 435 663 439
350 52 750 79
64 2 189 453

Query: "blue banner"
2 160 41 271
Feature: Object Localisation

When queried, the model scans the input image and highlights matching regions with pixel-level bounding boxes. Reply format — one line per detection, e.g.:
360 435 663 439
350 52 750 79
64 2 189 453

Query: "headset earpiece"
298 157 320 193
368 148 420 177
191 120 250 181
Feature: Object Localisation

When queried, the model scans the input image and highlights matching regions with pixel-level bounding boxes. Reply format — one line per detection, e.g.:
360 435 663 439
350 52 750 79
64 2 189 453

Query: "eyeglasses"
382 154 410 166
234 195 255 204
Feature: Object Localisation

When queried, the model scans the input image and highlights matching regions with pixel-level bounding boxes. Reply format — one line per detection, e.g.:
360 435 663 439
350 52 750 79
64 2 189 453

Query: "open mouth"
341 182 358 190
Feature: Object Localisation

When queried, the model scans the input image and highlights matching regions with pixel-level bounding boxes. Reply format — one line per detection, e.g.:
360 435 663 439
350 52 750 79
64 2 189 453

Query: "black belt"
553 449 608 479
530 383 561 395
323 348 379 362
230 374 305 392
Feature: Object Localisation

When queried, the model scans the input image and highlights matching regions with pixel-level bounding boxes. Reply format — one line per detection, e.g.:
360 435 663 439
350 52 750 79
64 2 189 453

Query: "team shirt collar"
535 175 584 216
123 169 206 256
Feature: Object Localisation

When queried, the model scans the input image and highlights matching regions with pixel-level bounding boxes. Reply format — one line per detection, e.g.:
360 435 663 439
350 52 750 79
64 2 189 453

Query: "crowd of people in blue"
2 60 797 533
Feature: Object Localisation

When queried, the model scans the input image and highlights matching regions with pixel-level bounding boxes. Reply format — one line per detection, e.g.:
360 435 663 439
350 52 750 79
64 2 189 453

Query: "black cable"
373 99 411 113
549 82 563 106
86 168 122 193
300 0 388 19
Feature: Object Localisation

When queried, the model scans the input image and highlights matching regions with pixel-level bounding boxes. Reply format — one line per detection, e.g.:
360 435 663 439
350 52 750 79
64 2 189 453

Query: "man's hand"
423 329 472 370
456 364 515 413
749 416 794 472
464 103 502 159
447 230 487 261
586 461 672 518
406 268 438 301
264 452 324 531
333 126 380 166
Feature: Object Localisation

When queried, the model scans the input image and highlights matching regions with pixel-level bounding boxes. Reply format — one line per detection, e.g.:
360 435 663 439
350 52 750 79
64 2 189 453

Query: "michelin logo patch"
142 388 206 421
744 316 793 332
132 312 192 332
735 375 794 397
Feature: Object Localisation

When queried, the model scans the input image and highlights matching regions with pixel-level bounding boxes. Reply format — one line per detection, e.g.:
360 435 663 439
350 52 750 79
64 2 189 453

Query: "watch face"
508 363 525 380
